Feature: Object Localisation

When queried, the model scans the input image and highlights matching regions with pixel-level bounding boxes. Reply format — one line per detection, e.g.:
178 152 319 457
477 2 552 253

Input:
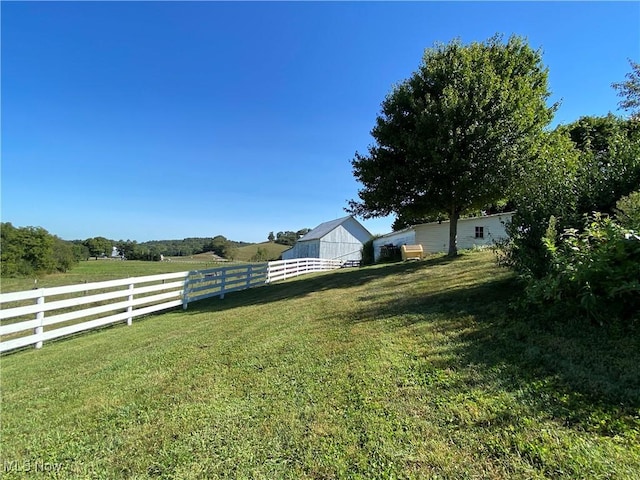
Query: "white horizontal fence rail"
0 271 189 353
0 258 343 353
266 258 342 283
182 263 268 308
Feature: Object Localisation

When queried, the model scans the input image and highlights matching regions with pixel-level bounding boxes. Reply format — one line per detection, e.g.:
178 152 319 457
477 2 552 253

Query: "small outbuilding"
281 215 373 262
373 212 514 261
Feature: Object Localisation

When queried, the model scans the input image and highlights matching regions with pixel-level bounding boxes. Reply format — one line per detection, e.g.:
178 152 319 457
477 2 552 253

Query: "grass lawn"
1 251 639 478
234 242 290 262
0 259 223 293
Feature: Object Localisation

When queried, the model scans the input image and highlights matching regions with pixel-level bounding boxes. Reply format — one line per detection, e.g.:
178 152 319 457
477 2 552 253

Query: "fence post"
246 264 253 289
34 289 45 349
220 268 226 299
183 274 191 310
127 282 134 326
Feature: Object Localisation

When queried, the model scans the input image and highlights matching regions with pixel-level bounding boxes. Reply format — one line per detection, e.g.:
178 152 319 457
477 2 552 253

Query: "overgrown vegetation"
2 251 638 478
359 236 379 265
522 212 640 325
498 114 640 326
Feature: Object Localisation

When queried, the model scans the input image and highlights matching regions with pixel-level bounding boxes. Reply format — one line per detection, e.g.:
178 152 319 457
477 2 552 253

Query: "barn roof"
300 215 370 241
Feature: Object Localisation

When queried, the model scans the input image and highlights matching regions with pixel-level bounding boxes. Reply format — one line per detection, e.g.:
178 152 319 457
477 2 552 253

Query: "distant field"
0 259 223 293
2 250 638 478
0 244 290 294
234 241 290 262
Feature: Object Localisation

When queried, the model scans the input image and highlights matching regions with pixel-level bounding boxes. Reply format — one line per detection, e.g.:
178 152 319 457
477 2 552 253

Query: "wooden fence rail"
0 258 343 353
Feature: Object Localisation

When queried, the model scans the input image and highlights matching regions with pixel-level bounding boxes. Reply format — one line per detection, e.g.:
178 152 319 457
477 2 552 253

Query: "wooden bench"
401 244 424 261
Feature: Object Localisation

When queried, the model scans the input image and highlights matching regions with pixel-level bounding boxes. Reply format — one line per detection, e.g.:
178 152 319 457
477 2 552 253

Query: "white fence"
267 258 342 283
0 258 343 353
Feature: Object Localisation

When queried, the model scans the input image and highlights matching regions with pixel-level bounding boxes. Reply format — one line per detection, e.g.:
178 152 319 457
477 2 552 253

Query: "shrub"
615 190 640 229
524 213 640 325
360 236 380 266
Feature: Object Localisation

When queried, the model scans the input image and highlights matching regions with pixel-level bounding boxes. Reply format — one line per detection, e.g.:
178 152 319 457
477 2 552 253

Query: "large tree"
613 59 640 119
83 236 113 260
348 35 555 256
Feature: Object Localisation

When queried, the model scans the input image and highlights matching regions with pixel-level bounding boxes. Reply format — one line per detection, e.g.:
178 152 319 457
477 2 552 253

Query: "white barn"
373 212 514 261
281 216 373 262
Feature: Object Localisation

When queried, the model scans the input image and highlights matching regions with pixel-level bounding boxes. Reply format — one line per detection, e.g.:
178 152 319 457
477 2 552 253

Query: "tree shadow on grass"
183 255 460 314
350 276 640 435
182 253 640 436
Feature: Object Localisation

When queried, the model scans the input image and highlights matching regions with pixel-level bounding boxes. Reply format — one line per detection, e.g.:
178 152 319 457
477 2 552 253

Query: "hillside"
2 251 638 478
234 241 290 262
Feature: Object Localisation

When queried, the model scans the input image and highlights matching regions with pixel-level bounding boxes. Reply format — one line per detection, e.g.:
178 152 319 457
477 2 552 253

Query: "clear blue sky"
2 1 638 243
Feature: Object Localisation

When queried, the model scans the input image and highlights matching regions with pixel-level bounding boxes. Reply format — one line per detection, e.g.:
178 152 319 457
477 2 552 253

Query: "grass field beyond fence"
1 251 639 478
0 259 224 293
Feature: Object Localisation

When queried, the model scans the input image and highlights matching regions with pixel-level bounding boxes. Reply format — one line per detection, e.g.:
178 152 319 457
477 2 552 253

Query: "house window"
475 226 484 239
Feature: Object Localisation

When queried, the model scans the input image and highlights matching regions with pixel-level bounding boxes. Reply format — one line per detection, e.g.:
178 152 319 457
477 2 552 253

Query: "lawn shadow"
183 255 459 314
350 275 640 434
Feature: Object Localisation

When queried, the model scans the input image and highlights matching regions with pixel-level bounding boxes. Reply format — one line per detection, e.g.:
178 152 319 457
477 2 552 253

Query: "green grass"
0 259 223 293
234 242 290 262
1 251 639 478
1 243 289 293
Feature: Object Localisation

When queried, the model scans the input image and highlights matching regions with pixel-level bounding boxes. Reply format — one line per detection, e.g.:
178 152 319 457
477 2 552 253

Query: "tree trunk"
448 208 460 257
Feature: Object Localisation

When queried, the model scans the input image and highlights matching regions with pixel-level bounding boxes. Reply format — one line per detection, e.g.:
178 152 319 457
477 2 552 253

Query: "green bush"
524 213 640 325
615 190 640 229
500 116 640 280
360 236 379 266
0 223 80 276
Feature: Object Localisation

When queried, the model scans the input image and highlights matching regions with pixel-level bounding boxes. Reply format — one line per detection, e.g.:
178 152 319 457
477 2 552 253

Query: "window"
475 226 484 239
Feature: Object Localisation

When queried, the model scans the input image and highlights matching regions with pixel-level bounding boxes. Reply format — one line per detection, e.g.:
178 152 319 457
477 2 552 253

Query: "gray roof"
299 215 367 241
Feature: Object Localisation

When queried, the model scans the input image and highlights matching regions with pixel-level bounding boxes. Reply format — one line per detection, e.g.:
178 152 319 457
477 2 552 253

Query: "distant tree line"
131 236 249 260
0 223 87 276
0 226 251 277
268 229 311 246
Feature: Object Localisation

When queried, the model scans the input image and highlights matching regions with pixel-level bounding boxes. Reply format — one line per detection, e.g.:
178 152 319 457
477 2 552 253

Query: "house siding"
414 213 513 254
372 230 416 262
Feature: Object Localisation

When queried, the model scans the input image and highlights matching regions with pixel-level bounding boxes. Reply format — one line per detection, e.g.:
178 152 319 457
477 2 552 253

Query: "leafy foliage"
250 247 269 262
273 229 310 246
612 59 640 118
83 236 113 259
524 214 640 325
0 223 83 276
138 237 250 258
349 34 554 256
501 115 640 278
615 190 640 229
359 236 379 266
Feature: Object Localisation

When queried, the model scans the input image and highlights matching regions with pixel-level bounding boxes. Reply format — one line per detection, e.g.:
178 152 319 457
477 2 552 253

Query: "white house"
281 216 373 262
373 212 514 261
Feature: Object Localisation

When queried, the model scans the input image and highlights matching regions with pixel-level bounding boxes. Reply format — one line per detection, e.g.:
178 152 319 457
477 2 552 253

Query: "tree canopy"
348 34 555 256
1 223 85 276
501 115 640 278
613 59 640 119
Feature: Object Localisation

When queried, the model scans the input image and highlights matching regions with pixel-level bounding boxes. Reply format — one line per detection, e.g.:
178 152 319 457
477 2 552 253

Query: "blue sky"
2 1 639 243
